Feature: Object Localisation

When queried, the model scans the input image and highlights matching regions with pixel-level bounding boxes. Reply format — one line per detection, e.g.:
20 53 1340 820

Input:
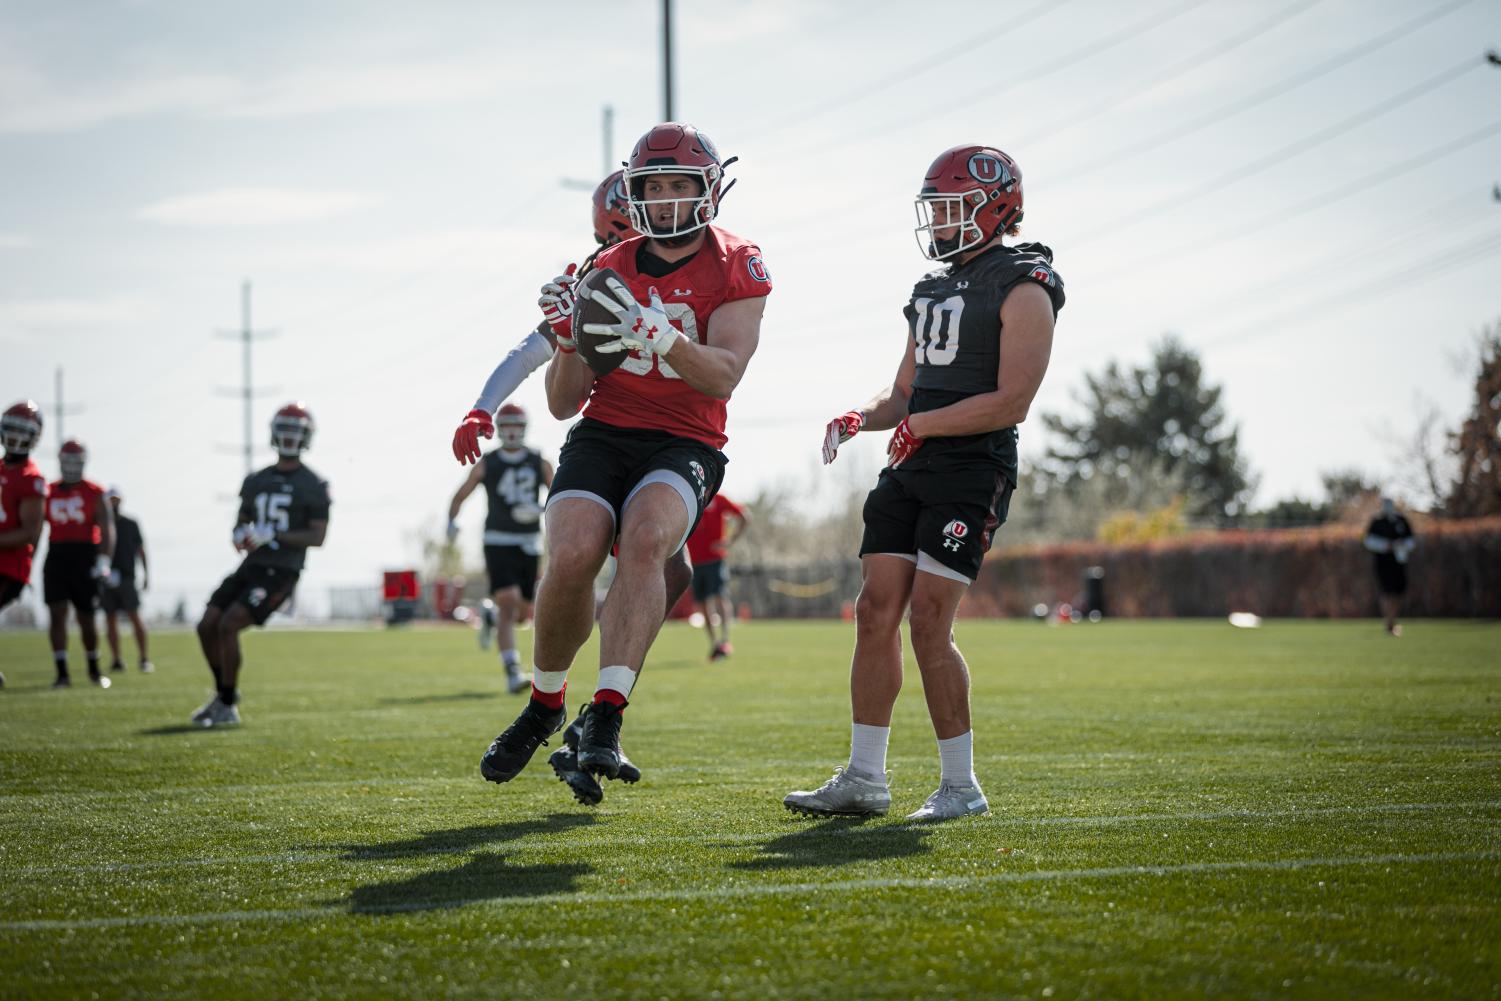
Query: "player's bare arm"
904 282 1053 437
659 294 765 400
821 338 915 464
96 493 116 560
0 495 42 548
542 459 555 488
276 519 328 549
545 343 596 419
449 461 486 522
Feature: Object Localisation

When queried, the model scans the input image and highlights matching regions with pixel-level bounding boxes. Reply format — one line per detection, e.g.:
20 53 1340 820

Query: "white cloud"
214 60 513 119
0 296 147 333
0 233 30 249
277 226 580 274
137 187 376 227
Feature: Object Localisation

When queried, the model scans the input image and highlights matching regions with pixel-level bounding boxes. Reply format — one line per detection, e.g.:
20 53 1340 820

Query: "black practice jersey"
238 463 332 570
1366 514 1413 570
112 514 143 584
902 242 1065 482
482 448 545 538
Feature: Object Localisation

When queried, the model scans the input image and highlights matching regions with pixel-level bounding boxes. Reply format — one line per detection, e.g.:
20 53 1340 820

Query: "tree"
1041 336 1255 518
1444 326 1501 517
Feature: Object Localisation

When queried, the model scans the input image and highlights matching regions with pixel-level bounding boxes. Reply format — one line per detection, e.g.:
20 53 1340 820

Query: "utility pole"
662 0 675 120
46 366 85 441
561 105 620 190
215 280 277 476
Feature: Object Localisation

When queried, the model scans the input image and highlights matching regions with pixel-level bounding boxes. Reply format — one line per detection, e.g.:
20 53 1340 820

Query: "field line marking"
5 799 1498 876
3 850 1498 932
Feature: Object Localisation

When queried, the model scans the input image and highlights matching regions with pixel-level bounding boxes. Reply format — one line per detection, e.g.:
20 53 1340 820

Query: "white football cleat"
784 767 891 817
190 696 217 724
906 782 989 821
197 697 241 728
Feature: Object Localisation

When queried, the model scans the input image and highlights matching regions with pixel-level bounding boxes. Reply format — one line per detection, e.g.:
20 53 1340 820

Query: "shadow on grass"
377 691 497 706
138 724 219 736
345 851 592 914
725 817 934 871
336 812 596 861
337 813 596 914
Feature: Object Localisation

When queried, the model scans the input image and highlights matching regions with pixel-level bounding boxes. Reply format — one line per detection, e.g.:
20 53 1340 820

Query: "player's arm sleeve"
1008 257 1065 317
473 323 557 416
237 477 255 524
725 245 773 302
308 481 332 522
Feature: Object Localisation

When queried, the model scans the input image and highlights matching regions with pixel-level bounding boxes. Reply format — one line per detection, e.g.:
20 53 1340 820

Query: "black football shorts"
859 466 1014 583
207 562 299 626
42 543 99 613
548 418 726 545
0 573 25 612
484 545 539 601
101 581 141 614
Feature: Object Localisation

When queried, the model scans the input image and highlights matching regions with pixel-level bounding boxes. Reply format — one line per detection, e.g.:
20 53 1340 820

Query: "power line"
1015 0 1326 150
780 0 1217 160
749 1 1071 140
1063 53 1488 250
1087 116 1501 285
1051 0 1477 183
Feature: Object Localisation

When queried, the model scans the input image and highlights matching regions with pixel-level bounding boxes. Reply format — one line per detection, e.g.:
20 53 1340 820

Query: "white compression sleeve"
472 328 556 415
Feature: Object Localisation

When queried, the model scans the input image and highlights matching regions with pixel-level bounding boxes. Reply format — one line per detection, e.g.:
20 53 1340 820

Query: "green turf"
1 619 1498 1000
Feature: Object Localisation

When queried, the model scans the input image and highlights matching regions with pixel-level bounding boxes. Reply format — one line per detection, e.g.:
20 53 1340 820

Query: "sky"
2 0 1498 617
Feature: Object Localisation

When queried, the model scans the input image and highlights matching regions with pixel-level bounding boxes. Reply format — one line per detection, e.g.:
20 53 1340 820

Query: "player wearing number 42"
447 403 554 693
788 145 1064 822
191 403 330 727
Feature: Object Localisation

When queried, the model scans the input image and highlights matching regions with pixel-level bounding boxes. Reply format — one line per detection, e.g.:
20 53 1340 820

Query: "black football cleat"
480 700 565 784
51 674 71 689
549 745 605 806
576 700 628 780
564 705 641 784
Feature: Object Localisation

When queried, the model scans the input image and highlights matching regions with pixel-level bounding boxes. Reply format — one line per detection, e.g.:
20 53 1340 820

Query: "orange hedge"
965 516 1501 618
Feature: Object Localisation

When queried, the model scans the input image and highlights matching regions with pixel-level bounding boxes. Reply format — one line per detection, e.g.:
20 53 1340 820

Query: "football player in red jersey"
685 492 748 661
478 122 771 796
786 145 1063 822
0 401 49 688
452 169 686 804
43 438 116 688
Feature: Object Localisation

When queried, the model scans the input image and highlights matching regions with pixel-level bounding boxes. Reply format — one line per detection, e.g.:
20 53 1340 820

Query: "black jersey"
902 242 1065 481
482 448 545 551
238 463 332 570
1365 514 1413 571
112 514 143 584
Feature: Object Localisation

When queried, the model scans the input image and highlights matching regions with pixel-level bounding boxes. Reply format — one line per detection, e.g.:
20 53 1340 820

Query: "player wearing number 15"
192 403 330 727
479 122 771 793
787 145 1064 822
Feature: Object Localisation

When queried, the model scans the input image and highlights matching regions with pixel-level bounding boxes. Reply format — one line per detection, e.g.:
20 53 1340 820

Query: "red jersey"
687 494 746 566
583 225 772 448
0 458 47 581
46 479 106 545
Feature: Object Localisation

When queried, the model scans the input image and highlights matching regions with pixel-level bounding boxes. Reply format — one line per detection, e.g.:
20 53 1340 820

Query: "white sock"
532 668 568 693
596 664 637 702
937 731 977 788
848 723 890 780
501 648 520 668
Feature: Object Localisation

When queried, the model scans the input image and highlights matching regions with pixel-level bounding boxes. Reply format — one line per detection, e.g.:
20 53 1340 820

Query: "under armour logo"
956 281 969 290
672 288 693 297
942 538 962 552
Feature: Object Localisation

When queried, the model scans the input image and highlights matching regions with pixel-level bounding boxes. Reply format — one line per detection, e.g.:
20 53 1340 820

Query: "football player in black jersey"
447 403 554 692
192 403 331 727
448 171 674 806
786 145 1064 822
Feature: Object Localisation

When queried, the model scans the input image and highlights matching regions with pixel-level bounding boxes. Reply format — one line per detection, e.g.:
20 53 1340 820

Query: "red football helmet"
592 170 635 246
1 400 43 455
495 403 527 448
271 402 315 457
623 122 737 240
59 438 87 482
914 145 1023 261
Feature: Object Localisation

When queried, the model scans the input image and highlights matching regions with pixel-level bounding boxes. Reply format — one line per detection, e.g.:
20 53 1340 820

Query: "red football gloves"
452 409 494 465
822 410 865 465
538 263 579 353
886 417 924 469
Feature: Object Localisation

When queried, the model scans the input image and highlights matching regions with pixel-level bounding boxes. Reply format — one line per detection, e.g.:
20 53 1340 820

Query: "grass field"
1 618 1498 1000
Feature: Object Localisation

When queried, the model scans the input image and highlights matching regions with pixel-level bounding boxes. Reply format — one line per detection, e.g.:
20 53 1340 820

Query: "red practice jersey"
687 494 746 566
46 479 106 545
0 458 47 581
583 225 772 448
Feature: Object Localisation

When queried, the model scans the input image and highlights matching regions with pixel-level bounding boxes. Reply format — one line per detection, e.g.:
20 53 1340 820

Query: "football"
573 266 631 377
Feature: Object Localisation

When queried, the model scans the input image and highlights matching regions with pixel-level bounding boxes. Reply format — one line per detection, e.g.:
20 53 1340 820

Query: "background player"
684 492 747 661
0 400 49 689
102 486 153 674
193 403 330 727
1364 497 1415 636
477 121 771 799
786 145 1063 821
43 438 115 688
447 403 553 692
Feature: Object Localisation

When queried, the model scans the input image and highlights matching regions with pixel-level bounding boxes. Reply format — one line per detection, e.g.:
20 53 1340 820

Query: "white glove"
583 278 680 357
445 520 460 542
232 523 251 552
106 569 122 588
237 521 277 552
91 554 113 580
538 263 579 352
